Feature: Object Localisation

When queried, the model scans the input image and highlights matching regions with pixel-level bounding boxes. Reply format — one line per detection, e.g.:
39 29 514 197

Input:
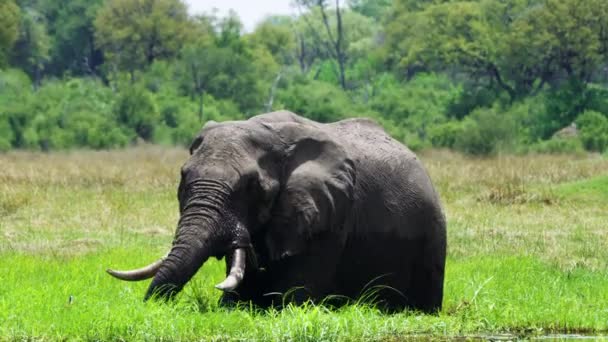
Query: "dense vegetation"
1 0 608 155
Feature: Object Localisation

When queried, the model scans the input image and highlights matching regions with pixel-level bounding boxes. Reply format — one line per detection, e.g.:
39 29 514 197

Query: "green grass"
556 175 608 202
1 147 607 340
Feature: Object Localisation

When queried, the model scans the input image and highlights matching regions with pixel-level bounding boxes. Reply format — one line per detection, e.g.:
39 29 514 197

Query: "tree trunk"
315 0 347 90
335 0 346 90
265 72 282 112
198 90 204 124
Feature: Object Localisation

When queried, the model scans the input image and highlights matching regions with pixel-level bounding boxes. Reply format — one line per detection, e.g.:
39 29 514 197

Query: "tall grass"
1 147 607 340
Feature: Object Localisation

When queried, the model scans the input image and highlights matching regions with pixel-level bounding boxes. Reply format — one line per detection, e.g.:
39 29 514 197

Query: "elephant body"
107 111 446 313
225 112 446 312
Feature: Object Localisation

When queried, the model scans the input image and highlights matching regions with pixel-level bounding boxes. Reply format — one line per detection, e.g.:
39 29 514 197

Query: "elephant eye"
189 136 204 155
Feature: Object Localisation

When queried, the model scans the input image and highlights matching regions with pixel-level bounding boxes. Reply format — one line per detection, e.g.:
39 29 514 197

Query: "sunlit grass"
1 147 607 340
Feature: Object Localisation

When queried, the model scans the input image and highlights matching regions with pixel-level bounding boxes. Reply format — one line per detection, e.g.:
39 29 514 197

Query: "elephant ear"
261 122 356 260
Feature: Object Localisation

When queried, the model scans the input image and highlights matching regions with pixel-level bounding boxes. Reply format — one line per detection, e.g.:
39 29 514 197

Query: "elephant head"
107 114 355 300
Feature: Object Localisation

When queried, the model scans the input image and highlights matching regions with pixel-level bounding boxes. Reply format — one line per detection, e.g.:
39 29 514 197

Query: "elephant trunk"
144 179 245 301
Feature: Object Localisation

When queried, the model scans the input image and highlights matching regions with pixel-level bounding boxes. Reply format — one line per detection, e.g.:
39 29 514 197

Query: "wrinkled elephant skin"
107 111 446 313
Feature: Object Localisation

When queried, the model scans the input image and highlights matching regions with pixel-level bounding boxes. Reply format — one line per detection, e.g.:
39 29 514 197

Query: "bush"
0 69 33 149
576 110 608 152
505 95 551 144
0 116 13 151
428 121 465 148
527 138 585 155
113 85 159 142
369 73 460 141
585 84 608 116
454 108 516 155
544 79 588 135
277 79 350 123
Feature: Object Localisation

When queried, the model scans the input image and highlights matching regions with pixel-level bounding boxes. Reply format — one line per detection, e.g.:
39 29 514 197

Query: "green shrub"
277 79 350 123
505 95 551 144
428 121 465 148
11 78 130 150
528 138 585 155
447 83 498 120
369 73 459 141
0 69 33 149
454 108 516 155
0 116 14 151
114 85 159 142
544 79 588 135
576 110 608 152
585 84 608 116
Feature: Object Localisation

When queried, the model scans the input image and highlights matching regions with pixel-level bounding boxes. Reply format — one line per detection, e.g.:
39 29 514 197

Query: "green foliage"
0 119 12 151
94 0 192 73
0 68 33 148
177 43 263 115
428 121 465 149
10 7 51 84
454 108 517 155
576 111 608 152
14 77 130 149
543 79 590 136
113 84 158 142
370 73 460 142
248 16 296 66
39 0 104 76
385 0 608 101
2 0 608 154
277 78 350 123
349 0 392 21
504 95 551 144
527 138 585 155
0 0 20 67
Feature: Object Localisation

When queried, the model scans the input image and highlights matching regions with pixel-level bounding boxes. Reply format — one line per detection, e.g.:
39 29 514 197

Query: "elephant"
107 111 447 313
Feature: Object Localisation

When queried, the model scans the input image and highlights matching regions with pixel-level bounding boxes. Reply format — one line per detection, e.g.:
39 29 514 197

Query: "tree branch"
488 63 516 101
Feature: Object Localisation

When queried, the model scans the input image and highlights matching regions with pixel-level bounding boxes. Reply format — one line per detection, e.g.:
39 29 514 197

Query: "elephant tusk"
215 248 246 292
106 255 167 281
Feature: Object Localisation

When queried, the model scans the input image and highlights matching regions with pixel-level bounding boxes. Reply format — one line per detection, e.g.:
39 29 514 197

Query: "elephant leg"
404 238 445 313
264 233 344 307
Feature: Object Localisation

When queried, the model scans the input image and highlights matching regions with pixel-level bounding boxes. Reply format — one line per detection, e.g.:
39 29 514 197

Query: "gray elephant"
107 111 446 313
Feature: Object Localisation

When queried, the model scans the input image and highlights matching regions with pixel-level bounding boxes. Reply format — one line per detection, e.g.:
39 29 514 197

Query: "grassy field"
1 147 607 340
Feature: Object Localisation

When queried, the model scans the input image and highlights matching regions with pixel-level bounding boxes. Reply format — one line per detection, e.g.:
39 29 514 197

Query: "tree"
94 0 193 79
215 10 244 50
113 84 158 141
38 0 104 76
348 0 391 21
177 43 263 118
247 16 298 111
0 0 20 67
385 0 608 102
248 16 296 66
576 110 608 152
519 0 608 84
295 0 348 89
177 39 216 123
10 6 50 88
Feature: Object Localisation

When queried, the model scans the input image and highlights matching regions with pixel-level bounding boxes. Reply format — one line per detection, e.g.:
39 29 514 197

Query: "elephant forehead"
202 124 278 152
